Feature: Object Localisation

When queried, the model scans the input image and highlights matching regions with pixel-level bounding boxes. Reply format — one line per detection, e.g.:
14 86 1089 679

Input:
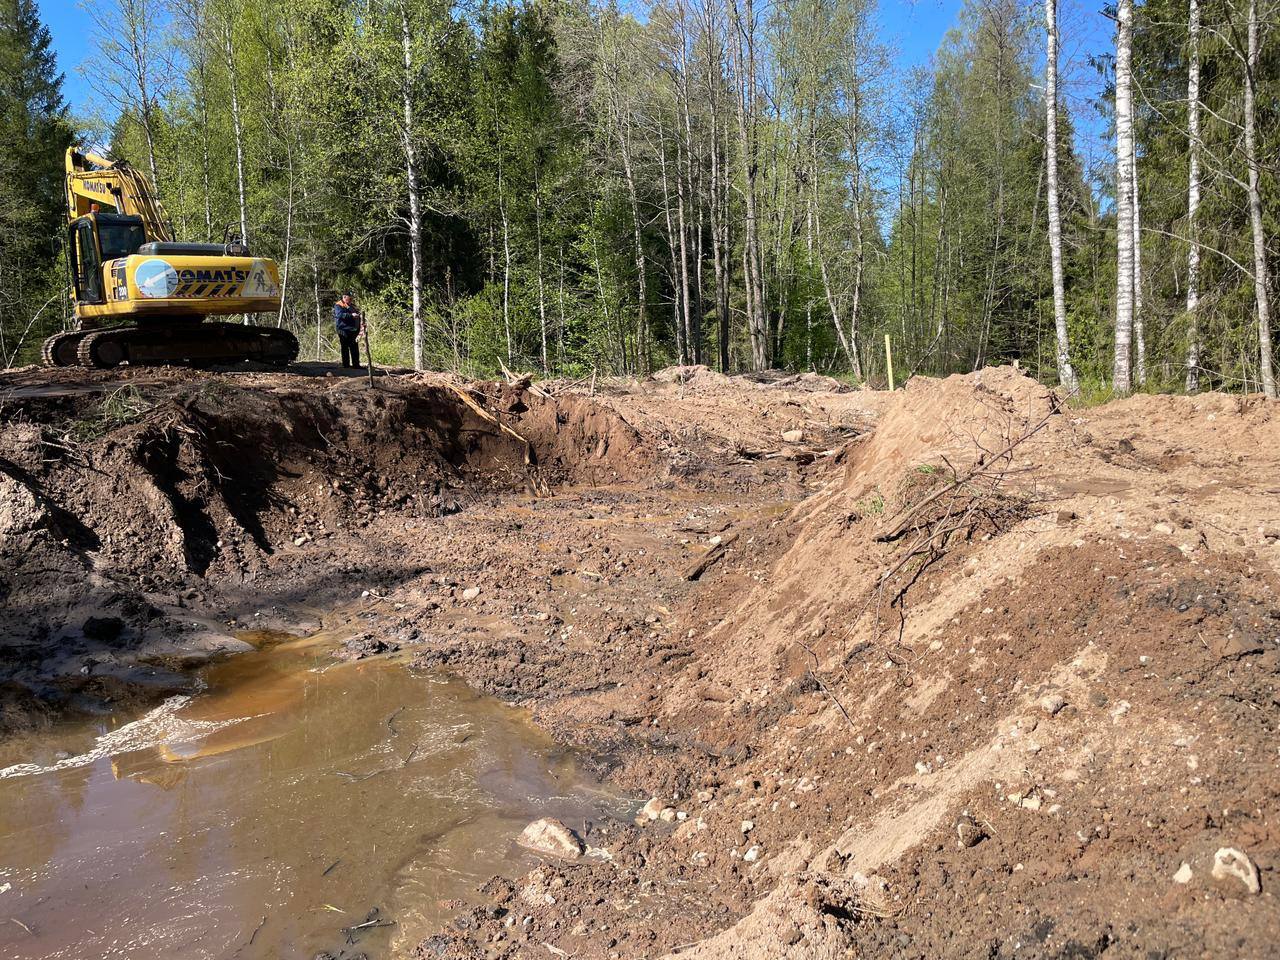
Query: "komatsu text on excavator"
42 148 299 368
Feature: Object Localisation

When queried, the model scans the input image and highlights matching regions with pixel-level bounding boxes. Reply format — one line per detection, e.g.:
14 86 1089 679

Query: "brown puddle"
0 625 631 959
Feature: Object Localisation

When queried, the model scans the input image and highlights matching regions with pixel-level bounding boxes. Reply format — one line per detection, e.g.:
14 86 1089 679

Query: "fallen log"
683 532 739 581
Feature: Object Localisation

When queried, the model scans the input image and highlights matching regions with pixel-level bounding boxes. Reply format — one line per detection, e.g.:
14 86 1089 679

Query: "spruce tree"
0 0 73 363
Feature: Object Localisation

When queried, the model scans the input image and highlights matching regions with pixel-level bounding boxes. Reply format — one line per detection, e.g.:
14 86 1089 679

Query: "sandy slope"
1 362 1275 958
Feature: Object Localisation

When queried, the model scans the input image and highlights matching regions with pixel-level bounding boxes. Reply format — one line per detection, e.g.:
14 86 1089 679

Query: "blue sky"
38 0 1112 168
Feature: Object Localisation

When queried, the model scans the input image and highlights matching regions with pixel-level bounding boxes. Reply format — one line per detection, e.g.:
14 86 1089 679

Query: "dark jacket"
333 302 361 335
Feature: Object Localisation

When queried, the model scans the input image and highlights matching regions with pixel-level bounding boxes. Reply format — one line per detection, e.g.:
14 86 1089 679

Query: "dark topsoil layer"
1 363 1277 960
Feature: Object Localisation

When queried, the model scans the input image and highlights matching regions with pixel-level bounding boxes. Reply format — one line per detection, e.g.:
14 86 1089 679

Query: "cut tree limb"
445 382 533 464
683 532 739 581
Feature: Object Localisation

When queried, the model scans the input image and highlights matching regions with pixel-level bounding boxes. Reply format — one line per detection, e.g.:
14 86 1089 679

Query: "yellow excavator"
42 148 298 368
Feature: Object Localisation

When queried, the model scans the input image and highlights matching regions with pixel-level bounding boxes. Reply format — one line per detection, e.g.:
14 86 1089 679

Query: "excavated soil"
0 362 1276 959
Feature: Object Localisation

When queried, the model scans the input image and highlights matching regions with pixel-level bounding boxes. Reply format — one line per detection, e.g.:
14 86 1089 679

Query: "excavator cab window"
96 213 146 261
71 218 104 304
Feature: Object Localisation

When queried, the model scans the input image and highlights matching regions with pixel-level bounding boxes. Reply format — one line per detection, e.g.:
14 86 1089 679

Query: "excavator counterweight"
43 148 298 368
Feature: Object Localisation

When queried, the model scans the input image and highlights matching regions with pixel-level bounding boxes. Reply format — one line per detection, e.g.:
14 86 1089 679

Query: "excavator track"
74 323 299 369
41 331 89 367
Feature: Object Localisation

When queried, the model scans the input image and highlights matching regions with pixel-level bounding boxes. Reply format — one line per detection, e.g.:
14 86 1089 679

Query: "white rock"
641 797 665 821
781 429 804 443
1040 694 1067 716
741 820 754 835
676 811 688 822
659 807 677 823
743 846 761 863
1211 847 1261 895
1172 862 1193 884
462 586 481 601
517 818 583 860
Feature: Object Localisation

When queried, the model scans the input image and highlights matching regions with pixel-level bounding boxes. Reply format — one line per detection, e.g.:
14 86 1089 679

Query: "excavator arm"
65 148 173 243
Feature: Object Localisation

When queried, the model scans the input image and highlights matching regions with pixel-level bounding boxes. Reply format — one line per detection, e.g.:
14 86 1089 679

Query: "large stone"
1211 847 1260 895
641 797 665 821
0 475 43 537
517 818 583 860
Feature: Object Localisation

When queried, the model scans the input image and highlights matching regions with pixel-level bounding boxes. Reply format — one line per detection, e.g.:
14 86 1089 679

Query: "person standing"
333 293 364 369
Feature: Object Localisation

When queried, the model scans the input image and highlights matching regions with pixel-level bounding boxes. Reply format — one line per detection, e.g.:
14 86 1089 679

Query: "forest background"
1 0 1276 397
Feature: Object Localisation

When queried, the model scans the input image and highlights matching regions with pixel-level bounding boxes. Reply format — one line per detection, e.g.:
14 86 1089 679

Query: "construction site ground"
0 361 1276 959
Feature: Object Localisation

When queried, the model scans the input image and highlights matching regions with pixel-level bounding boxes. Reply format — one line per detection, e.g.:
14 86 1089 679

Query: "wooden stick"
683 532 739 581
361 323 376 389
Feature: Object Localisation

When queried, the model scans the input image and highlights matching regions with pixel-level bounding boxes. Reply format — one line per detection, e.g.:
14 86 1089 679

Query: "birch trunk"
401 2 425 371
535 182 548 374
730 0 769 370
619 138 649 373
1185 0 1202 392
224 24 249 246
1131 117 1146 386
1044 0 1079 392
1243 0 1275 397
656 127 685 365
1113 0 1136 394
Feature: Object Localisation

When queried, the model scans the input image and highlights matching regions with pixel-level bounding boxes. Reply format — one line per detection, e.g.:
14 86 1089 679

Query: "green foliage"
70 385 153 440
0 0 74 363
7 0 1278 393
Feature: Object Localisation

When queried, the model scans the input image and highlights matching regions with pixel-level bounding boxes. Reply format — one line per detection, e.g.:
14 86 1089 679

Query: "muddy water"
0 628 629 959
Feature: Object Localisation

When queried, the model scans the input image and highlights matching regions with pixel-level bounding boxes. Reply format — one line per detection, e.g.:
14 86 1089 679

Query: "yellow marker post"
884 334 895 391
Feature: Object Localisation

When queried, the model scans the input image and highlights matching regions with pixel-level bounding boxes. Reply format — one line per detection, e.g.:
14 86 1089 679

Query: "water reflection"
0 628 627 959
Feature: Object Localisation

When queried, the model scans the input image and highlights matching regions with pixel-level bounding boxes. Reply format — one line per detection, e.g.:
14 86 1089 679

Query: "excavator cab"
43 147 298 369
68 213 146 305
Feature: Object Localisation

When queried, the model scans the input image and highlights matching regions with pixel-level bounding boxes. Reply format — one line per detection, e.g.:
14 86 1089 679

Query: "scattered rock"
741 820 754 835
517 819 583 860
1009 791 1042 811
462 586 482 601
333 634 400 661
695 789 715 803
783 926 804 946
1172 862 1193 884
1211 847 1260 895
743 845 761 863
659 807 677 822
1040 694 1067 716
781 429 804 443
955 813 986 849
641 797 665 821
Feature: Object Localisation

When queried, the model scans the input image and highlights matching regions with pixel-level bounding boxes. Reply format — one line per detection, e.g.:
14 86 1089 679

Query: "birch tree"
1184 0 1201 391
1113 0 1136 394
84 0 172 196
1241 0 1274 397
1044 0 1078 393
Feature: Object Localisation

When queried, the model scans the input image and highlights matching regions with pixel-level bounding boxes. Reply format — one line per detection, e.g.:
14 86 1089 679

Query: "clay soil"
1 361 1276 959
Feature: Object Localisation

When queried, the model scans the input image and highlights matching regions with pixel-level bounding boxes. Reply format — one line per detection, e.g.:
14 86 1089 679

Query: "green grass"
69 385 153 441
856 491 886 516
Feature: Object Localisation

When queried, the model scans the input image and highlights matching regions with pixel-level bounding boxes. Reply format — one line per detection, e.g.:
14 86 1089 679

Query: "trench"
0 621 631 960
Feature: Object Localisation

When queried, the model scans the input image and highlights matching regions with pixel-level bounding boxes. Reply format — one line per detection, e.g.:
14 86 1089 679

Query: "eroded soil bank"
1 362 1277 959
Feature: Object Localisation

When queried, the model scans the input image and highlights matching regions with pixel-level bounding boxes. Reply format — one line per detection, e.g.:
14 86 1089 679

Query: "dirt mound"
835 365 1057 498
0 372 652 734
611 369 1279 958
